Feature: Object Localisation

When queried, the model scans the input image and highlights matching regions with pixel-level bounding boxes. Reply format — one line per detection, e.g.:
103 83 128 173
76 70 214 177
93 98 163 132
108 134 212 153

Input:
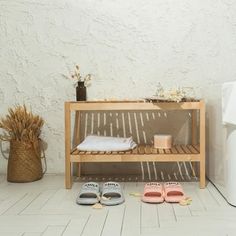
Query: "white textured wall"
1 0 236 175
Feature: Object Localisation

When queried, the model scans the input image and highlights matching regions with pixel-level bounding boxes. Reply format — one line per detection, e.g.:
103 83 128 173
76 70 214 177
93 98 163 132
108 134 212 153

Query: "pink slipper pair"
141 182 185 203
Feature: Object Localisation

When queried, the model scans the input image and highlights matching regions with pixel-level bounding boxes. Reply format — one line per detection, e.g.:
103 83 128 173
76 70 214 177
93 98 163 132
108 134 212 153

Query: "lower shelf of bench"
70 144 201 163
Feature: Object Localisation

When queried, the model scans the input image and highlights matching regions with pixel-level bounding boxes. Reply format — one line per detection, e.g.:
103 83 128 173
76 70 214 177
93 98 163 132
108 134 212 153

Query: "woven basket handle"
33 139 47 175
0 140 9 160
41 147 47 175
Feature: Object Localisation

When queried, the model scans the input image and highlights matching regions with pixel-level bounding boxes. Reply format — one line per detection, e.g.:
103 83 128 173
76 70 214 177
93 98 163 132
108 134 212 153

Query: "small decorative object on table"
145 83 196 103
154 134 172 149
76 81 86 101
71 65 92 101
0 105 45 183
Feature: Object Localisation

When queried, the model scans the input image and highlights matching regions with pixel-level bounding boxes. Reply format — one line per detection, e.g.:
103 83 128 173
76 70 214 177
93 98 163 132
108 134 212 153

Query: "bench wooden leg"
65 161 72 189
200 159 205 188
199 101 206 189
77 163 81 177
191 110 197 177
74 111 81 178
65 102 72 189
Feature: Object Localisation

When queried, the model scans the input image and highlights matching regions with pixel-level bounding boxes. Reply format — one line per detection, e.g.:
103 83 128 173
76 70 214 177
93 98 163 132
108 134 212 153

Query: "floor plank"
141 202 159 229
21 190 57 215
81 210 108 236
42 225 66 236
102 205 125 236
172 202 192 218
207 182 229 207
192 183 220 210
0 192 27 215
0 215 70 234
4 192 41 215
62 217 90 236
122 182 141 236
23 233 42 236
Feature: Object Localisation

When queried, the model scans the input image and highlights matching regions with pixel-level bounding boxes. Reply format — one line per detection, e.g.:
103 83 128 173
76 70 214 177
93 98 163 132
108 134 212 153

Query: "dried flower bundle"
155 83 195 103
0 105 44 142
71 65 92 87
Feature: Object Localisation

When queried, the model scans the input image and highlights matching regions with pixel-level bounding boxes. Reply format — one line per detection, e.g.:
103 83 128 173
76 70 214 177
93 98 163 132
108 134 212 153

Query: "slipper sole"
100 198 125 206
142 196 164 203
76 198 99 205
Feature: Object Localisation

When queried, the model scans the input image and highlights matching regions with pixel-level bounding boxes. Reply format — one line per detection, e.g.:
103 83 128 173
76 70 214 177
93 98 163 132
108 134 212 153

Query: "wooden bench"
65 100 205 189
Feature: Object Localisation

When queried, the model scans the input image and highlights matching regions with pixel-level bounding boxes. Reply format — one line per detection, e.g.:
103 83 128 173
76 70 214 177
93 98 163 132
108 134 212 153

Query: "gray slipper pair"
76 181 125 206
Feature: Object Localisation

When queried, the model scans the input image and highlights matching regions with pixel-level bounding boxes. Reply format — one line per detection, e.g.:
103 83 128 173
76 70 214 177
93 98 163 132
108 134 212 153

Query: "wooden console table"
65 100 205 189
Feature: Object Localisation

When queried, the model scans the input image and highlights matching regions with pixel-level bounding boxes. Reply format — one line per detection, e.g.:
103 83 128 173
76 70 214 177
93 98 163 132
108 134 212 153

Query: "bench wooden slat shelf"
65 100 205 189
70 144 200 162
71 144 199 156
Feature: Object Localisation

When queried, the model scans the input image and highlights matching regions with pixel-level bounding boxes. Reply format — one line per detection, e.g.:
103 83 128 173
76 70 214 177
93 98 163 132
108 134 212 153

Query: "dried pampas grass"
0 105 44 142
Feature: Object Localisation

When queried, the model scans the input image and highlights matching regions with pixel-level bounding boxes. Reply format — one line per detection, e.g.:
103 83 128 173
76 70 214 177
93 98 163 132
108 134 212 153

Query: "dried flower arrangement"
0 105 44 142
152 83 195 103
71 65 92 87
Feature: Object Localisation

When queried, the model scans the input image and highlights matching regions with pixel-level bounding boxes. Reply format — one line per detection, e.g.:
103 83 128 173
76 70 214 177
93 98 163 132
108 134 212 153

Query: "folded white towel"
77 135 137 152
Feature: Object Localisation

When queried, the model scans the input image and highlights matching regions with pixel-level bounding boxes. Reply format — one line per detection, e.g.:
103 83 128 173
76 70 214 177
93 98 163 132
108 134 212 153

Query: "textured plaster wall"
0 0 236 176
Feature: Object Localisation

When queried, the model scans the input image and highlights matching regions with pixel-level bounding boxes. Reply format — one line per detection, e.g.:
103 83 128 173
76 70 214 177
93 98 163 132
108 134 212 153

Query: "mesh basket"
7 140 43 183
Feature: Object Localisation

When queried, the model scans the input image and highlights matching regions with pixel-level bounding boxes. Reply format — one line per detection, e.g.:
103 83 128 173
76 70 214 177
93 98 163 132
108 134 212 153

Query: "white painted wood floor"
0 175 236 236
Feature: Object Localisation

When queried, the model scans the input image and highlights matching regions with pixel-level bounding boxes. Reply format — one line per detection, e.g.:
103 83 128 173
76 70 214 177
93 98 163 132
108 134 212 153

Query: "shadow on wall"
72 110 199 180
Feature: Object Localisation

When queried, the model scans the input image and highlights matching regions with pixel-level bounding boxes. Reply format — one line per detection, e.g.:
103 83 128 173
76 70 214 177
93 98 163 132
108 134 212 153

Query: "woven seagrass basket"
7 140 43 183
